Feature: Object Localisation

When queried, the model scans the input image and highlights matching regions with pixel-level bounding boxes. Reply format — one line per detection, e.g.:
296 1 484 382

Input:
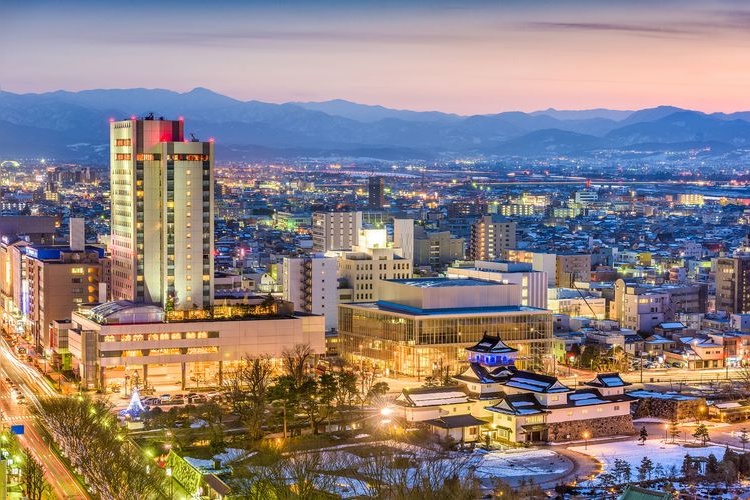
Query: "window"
71 267 84 275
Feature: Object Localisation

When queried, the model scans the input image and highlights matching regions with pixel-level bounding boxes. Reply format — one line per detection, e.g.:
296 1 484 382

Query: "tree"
318 371 358 426
740 428 749 452
223 355 275 440
706 453 720 478
282 343 314 386
682 454 698 484
637 456 654 482
613 458 632 483
21 448 48 500
297 378 325 434
693 423 710 446
669 418 680 444
653 463 665 479
638 426 648 445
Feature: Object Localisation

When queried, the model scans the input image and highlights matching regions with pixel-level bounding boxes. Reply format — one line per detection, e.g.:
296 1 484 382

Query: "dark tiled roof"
424 414 489 429
466 334 518 354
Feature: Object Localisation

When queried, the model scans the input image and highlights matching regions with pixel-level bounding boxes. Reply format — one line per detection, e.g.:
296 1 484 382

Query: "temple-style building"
394 333 636 444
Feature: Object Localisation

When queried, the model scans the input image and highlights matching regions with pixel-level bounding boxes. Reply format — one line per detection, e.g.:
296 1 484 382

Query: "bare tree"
21 448 48 500
282 343 314 386
223 355 275 440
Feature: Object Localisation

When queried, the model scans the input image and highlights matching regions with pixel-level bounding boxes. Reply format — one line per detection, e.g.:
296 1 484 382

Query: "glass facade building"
339 302 553 377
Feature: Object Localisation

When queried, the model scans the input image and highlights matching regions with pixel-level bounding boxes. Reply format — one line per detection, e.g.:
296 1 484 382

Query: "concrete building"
368 176 385 209
469 215 516 261
109 116 214 310
715 255 750 314
69 300 325 391
504 250 590 288
611 279 708 333
338 228 411 303
338 277 553 377
282 255 339 331
26 244 105 353
555 253 592 288
312 211 363 252
547 288 607 319
446 260 548 309
395 219 464 270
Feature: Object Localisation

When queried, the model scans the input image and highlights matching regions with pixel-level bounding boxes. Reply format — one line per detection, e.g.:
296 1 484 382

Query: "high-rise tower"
110 116 214 310
368 176 385 209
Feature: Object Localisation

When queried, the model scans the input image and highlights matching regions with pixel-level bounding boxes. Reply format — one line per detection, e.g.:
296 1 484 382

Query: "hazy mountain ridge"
1 88 749 160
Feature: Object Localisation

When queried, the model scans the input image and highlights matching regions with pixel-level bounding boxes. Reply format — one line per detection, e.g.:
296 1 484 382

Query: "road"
0 338 88 499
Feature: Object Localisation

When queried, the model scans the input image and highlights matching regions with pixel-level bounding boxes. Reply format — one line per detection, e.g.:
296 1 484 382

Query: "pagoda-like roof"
584 372 632 388
466 333 518 354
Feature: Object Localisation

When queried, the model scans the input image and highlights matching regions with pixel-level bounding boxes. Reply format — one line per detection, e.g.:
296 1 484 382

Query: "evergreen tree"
740 428 750 452
653 463 665 479
693 423 710 446
706 453 719 478
637 456 654 482
639 426 648 445
669 418 680 443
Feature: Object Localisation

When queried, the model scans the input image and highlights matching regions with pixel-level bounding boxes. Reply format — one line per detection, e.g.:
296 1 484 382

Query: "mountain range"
2 87 750 161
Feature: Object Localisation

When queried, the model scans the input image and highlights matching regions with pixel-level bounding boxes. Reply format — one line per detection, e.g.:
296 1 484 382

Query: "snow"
404 391 468 406
214 448 247 465
474 448 569 478
190 419 208 429
570 439 728 479
628 390 698 401
633 417 669 423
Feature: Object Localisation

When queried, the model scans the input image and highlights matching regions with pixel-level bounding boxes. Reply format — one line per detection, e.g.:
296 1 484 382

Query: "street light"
583 431 590 450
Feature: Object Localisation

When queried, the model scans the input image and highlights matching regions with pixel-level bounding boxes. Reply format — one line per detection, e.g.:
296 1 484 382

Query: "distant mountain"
294 99 459 123
616 105 686 126
1 88 750 161
530 108 633 121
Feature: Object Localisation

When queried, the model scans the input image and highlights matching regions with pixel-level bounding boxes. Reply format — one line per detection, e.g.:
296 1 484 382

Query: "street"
0 338 88 499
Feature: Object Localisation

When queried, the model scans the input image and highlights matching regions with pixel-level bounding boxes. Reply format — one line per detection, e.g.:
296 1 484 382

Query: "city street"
0 338 88 499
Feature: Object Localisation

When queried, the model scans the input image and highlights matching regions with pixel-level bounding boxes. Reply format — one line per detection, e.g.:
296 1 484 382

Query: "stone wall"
547 414 635 441
632 397 706 421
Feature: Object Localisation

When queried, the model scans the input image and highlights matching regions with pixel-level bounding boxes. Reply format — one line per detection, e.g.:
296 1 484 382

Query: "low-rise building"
69 299 325 392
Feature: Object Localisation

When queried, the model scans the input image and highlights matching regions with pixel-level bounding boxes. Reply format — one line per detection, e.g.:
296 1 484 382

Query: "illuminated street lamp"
583 431 590 450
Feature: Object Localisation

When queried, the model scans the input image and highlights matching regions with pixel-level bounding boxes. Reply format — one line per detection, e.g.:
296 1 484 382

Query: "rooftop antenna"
146 111 155 120
190 133 199 142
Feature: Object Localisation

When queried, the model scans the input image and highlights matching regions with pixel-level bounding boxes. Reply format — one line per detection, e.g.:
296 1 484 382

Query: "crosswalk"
2 414 32 422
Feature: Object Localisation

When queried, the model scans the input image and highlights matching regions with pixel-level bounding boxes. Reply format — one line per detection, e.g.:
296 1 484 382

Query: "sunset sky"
2 0 750 114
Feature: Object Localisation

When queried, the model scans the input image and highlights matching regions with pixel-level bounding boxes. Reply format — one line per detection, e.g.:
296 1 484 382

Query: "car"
159 394 171 402
188 395 207 404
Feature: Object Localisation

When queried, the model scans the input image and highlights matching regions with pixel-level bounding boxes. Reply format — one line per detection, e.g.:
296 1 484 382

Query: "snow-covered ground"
570 439 727 477
474 448 570 478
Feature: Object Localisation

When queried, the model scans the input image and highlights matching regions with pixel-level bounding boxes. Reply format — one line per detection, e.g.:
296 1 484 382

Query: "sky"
2 0 750 114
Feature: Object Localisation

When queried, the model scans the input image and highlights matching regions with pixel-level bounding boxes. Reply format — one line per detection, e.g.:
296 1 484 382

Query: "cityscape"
3 1 750 499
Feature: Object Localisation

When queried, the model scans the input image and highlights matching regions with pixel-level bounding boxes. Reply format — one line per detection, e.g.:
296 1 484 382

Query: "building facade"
26 245 104 352
282 255 339 331
312 211 363 252
716 256 750 314
110 116 214 309
69 300 325 391
469 216 516 261
368 176 385 209
338 278 553 377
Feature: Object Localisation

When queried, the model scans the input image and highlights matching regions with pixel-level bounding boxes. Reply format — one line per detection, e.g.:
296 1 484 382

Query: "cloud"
524 21 695 38
85 27 482 48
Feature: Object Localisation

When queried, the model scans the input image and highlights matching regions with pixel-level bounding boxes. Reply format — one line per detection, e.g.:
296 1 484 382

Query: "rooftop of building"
356 300 548 317
78 298 299 325
387 277 500 288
